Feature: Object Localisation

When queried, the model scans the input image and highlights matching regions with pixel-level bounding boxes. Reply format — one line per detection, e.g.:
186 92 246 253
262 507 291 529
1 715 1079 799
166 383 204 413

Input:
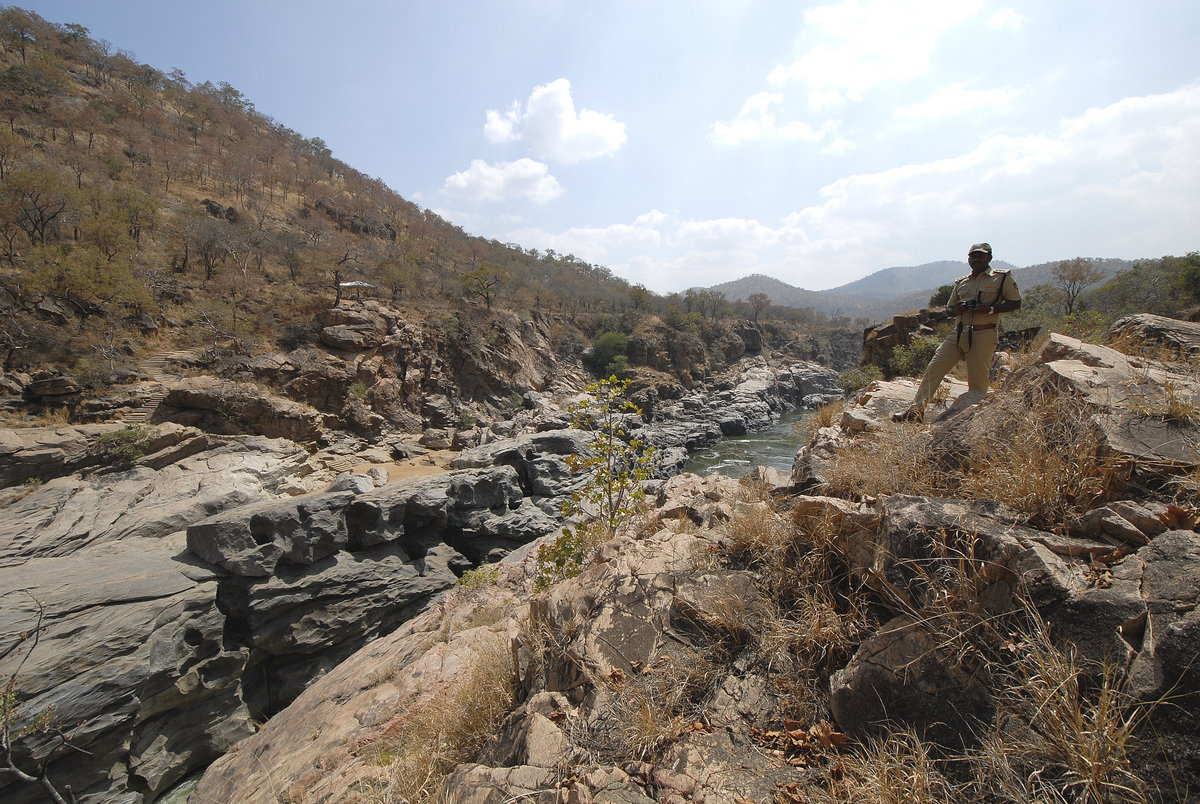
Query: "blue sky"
21 1 1200 292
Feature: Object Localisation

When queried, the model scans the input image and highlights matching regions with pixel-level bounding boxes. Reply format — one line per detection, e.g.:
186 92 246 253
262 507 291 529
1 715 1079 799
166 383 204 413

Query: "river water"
683 408 813 478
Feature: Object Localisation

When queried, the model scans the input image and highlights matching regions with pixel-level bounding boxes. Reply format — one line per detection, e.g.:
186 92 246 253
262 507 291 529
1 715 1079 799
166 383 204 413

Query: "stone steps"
121 351 194 425
324 456 359 474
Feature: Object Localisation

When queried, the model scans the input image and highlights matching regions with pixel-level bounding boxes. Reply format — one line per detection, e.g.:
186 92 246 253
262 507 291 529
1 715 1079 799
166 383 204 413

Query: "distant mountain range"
703 258 1135 323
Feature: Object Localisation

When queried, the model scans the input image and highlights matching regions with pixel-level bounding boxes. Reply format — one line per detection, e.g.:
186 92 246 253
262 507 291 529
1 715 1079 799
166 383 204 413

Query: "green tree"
590 331 628 376
3 167 73 246
536 377 654 589
748 292 771 322
628 282 651 311
929 284 954 307
1179 252 1200 301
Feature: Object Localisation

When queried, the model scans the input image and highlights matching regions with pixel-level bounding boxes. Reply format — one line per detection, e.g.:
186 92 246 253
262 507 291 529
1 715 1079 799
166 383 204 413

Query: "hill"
707 257 1136 324
0 4 866 431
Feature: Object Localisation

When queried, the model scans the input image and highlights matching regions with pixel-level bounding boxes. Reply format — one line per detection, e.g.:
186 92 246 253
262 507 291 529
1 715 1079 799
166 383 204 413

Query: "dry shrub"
802 602 1147 804
584 653 716 762
821 391 1113 526
959 394 1114 524
806 729 958 804
820 425 950 500
364 633 516 804
972 608 1147 804
800 400 843 439
717 498 873 678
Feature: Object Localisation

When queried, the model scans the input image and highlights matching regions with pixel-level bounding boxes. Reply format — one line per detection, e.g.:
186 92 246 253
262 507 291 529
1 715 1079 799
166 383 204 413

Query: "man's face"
968 251 992 273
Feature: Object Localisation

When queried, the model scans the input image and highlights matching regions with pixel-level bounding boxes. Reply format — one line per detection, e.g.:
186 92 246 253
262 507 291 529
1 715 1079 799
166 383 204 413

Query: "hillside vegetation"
0 5 861 419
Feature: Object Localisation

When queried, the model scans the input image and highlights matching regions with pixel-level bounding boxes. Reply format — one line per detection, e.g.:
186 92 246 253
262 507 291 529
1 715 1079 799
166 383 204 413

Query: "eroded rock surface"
0 430 570 804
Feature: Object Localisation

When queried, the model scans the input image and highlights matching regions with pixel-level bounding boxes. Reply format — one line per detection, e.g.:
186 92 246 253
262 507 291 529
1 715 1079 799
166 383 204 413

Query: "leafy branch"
535 377 654 590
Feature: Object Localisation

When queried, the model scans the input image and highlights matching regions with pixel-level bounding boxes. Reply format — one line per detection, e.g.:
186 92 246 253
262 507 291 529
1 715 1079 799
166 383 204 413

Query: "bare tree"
1053 257 1104 315
461 263 508 310
748 292 771 323
2 594 87 804
192 217 237 280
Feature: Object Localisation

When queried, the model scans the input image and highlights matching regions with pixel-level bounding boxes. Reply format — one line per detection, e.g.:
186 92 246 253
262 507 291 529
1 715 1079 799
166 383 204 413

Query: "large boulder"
1109 313 1200 355
24 372 80 398
830 614 995 749
165 377 325 443
930 333 1200 473
452 429 593 501
0 422 128 488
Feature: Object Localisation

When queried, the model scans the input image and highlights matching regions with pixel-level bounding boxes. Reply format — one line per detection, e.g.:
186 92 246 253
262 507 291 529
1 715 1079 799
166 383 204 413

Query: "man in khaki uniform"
895 243 1021 422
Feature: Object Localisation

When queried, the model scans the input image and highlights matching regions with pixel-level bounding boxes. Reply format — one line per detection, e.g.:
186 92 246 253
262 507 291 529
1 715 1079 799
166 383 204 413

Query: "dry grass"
1128 379 1200 424
716 498 874 679
820 391 1115 526
970 606 1148 804
820 424 951 501
804 729 959 804
362 633 516 804
799 400 844 440
797 599 1149 804
959 394 1115 525
584 653 716 762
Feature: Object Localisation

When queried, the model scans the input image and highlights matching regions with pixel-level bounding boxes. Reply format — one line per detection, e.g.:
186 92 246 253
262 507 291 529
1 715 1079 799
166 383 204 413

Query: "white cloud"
989 8 1027 31
506 211 669 259
778 82 1200 271
484 78 626 164
822 137 855 155
670 217 779 250
710 92 836 145
768 0 983 104
484 102 522 143
505 83 1200 293
896 82 1022 119
441 158 563 203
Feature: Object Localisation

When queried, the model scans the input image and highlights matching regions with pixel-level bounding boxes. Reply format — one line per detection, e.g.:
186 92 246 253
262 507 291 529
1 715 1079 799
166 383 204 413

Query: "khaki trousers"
912 326 998 408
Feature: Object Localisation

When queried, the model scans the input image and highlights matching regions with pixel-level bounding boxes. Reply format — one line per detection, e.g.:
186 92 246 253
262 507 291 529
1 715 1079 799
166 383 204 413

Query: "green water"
683 409 813 478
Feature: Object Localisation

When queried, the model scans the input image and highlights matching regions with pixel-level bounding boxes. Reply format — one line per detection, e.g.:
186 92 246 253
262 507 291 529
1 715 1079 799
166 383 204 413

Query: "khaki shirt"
948 267 1021 326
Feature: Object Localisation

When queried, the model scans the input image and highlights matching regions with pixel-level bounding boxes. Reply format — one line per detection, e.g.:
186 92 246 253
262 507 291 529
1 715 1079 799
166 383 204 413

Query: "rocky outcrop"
163 376 325 443
0 435 308 804
450 429 593 504
189 475 809 804
1110 312 1200 355
0 429 570 804
861 307 955 375
238 303 571 432
185 421 1200 804
929 333 1200 473
0 422 131 487
23 371 81 398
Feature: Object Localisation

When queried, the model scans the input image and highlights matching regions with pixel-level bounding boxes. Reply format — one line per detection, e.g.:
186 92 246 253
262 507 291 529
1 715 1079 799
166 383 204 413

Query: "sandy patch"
348 449 457 483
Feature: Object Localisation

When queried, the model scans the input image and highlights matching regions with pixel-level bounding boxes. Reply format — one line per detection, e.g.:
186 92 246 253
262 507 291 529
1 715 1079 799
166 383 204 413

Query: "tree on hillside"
461 263 507 310
192 217 237 280
748 292 770 322
1053 257 1104 315
4 167 72 246
699 289 728 320
1179 252 1200 302
628 283 651 311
